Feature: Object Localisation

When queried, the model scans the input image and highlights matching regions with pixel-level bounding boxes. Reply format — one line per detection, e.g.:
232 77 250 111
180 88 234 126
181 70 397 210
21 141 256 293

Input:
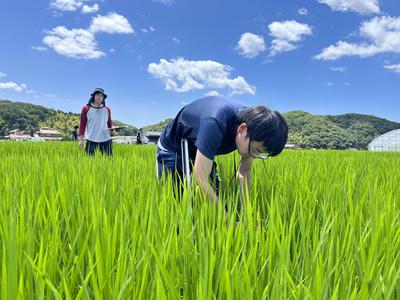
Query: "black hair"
87 93 106 105
238 105 288 156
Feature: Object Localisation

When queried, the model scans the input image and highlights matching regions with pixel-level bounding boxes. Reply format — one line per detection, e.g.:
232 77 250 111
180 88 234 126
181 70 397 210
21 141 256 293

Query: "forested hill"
142 118 173 132
144 111 400 149
1 99 399 148
284 111 400 149
0 99 136 139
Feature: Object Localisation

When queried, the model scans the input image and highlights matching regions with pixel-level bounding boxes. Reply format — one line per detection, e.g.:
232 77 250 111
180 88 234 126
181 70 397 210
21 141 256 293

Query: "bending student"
156 96 288 208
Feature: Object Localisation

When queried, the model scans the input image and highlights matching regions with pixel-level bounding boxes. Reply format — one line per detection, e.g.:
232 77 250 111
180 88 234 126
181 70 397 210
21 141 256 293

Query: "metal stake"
180 138 191 187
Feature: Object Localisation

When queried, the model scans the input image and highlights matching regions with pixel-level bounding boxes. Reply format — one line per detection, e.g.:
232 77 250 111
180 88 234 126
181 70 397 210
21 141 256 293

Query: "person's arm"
237 155 253 201
106 106 112 128
193 117 225 207
78 105 89 148
193 150 219 208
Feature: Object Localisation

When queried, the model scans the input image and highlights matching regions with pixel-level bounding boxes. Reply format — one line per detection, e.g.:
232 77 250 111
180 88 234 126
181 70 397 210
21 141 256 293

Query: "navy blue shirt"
160 96 246 160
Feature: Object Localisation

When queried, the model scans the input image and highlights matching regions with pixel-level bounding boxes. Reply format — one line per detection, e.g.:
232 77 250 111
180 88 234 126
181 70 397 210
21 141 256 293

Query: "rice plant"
0 142 399 299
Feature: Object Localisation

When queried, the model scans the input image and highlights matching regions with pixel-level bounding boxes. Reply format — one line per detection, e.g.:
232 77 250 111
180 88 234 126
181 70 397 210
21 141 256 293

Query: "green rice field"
1 142 399 299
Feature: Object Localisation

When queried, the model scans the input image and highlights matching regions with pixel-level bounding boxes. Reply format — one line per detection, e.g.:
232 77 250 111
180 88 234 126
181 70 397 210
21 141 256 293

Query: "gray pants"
156 142 220 194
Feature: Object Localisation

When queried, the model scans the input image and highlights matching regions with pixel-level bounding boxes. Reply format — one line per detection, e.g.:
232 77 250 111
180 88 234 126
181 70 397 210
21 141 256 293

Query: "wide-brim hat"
91 88 107 99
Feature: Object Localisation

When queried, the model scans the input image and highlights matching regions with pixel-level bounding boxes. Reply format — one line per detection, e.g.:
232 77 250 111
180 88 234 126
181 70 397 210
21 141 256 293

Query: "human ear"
237 123 247 134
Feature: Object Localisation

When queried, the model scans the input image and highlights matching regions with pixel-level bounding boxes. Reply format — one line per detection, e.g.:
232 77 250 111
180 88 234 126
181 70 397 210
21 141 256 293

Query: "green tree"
142 118 173 132
327 113 400 135
112 120 137 136
284 111 314 132
349 122 378 149
39 112 80 139
287 131 305 146
302 118 354 149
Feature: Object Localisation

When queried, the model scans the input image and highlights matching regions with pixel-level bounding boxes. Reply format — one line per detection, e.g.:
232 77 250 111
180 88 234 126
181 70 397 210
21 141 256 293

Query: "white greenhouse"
368 129 400 152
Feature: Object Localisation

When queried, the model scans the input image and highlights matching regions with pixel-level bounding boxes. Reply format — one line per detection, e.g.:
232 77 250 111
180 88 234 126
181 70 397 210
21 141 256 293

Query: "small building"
30 136 46 142
368 129 400 152
35 128 63 141
285 143 301 149
112 136 136 144
145 131 161 144
5 129 31 141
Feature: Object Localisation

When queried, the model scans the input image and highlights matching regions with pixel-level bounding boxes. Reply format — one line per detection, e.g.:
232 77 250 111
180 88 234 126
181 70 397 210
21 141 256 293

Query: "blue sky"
0 0 399 127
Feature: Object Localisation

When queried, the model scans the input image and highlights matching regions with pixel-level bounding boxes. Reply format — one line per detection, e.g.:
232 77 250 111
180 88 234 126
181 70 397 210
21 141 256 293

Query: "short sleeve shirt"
160 96 246 160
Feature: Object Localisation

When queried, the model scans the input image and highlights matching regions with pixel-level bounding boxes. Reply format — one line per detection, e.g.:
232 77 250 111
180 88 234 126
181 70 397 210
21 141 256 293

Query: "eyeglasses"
248 138 270 160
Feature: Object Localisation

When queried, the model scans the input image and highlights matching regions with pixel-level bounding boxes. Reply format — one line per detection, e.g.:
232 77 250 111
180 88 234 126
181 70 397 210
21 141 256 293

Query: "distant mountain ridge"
1 99 399 148
284 110 400 149
0 99 136 139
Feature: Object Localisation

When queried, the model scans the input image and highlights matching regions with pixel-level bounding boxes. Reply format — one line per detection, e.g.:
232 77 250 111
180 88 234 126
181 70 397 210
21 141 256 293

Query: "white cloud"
205 91 220 97
0 82 27 92
269 21 312 42
268 20 312 56
90 13 134 34
384 64 400 73
270 39 297 55
50 0 83 11
32 46 48 52
318 0 380 15
298 7 308 15
172 37 180 44
315 16 400 60
43 26 105 59
44 93 57 98
26 89 37 95
50 0 101 14
330 66 347 72
43 13 133 59
141 26 156 33
153 0 174 5
81 4 99 14
148 58 255 95
236 33 266 58
0 72 6 78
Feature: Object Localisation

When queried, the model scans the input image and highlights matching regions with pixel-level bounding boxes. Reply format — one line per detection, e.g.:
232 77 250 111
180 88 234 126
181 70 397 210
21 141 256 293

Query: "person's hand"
78 140 84 149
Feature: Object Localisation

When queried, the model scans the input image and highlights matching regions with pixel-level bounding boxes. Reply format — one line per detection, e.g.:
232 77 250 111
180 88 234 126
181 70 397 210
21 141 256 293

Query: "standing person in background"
136 128 143 145
71 125 79 141
78 88 113 156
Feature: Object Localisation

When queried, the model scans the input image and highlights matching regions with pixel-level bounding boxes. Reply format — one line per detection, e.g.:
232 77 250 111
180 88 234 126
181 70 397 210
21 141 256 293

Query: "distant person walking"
136 128 143 145
71 125 79 141
78 88 113 156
